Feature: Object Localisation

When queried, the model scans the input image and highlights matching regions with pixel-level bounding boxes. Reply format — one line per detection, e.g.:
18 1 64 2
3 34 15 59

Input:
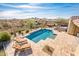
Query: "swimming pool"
26 29 55 43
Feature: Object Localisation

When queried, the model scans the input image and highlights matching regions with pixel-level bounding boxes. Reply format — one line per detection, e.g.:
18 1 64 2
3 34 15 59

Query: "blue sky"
0 3 79 19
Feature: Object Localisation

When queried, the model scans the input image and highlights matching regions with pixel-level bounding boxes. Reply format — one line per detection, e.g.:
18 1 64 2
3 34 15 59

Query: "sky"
0 3 79 19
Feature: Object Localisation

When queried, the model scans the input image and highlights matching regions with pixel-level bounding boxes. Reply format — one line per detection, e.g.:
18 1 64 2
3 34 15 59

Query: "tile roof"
73 19 79 27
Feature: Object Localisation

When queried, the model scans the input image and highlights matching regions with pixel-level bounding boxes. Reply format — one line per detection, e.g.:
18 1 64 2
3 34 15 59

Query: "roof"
73 19 79 27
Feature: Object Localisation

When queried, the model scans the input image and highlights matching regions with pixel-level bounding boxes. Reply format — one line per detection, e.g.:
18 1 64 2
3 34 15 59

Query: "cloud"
0 9 55 19
0 4 43 9
0 10 21 15
0 10 23 19
0 4 16 8
0 9 41 19
16 5 44 9
0 3 79 19
0 3 54 11
27 3 42 6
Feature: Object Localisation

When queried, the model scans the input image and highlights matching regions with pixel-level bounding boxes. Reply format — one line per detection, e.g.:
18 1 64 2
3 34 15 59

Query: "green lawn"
0 49 6 56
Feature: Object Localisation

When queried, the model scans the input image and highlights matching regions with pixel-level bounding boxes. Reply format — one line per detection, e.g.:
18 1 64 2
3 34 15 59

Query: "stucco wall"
67 16 79 36
67 19 76 35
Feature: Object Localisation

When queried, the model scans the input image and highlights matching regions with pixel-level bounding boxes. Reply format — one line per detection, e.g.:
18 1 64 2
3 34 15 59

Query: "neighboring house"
67 16 79 37
46 21 55 27
35 19 55 27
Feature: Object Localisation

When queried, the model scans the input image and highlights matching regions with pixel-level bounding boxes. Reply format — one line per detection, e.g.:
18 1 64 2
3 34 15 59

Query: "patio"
4 30 79 56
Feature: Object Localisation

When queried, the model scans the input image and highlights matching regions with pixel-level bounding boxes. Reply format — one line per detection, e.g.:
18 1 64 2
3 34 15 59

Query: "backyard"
0 18 72 56
0 3 79 56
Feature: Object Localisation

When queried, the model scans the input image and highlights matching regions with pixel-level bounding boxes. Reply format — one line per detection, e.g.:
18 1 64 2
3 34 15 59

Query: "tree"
26 19 36 29
0 32 11 42
2 23 11 29
40 21 46 29
54 18 69 26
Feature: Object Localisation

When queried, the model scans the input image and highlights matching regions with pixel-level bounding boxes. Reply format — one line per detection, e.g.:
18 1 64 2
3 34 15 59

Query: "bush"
0 32 11 42
10 32 14 35
25 30 29 33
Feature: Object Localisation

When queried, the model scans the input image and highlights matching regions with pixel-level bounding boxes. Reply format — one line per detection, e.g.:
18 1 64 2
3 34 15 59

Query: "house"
67 16 79 36
46 21 55 27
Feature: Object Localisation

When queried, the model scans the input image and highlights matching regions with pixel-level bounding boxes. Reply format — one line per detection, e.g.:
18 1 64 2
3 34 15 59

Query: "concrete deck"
5 29 79 56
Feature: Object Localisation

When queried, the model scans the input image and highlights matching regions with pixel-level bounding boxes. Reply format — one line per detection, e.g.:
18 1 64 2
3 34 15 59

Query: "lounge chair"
12 37 31 56
42 45 54 56
14 36 27 42
21 43 31 50
13 40 31 50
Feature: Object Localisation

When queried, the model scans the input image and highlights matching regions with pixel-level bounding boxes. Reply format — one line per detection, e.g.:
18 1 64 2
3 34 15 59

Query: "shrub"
16 29 21 33
10 32 14 35
26 30 29 33
0 32 11 42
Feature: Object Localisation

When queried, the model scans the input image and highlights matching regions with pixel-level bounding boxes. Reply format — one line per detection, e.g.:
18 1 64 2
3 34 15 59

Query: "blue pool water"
26 29 54 43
